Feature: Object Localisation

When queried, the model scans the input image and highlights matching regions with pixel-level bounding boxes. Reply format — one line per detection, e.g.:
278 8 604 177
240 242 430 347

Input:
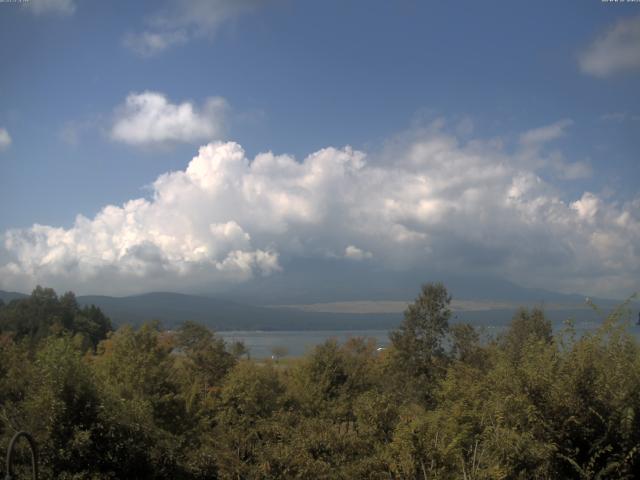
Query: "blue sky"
1 0 639 298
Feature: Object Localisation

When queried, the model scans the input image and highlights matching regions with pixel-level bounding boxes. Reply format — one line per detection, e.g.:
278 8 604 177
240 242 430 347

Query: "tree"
449 322 488 368
0 287 112 349
92 322 189 478
388 282 452 405
213 361 285 479
228 340 249 360
0 335 107 479
175 321 236 410
499 307 552 363
271 345 289 362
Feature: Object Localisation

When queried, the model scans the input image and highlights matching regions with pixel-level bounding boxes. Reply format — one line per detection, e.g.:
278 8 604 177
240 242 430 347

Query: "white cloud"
110 91 228 147
344 245 373 261
580 16 640 77
1 123 638 297
124 0 270 56
0 128 11 151
571 192 600 222
552 159 592 180
29 0 75 15
123 30 188 58
519 119 573 146
517 120 591 180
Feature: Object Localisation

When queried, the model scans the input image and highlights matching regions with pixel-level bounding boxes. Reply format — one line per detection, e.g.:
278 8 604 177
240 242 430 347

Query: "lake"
217 325 516 358
218 329 393 358
219 318 639 358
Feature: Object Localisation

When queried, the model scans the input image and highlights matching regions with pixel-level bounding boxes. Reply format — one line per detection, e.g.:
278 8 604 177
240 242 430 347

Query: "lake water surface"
218 329 393 358
219 320 639 358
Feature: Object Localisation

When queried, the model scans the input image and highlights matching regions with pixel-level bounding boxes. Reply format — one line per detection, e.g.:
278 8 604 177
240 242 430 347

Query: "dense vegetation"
1 284 639 479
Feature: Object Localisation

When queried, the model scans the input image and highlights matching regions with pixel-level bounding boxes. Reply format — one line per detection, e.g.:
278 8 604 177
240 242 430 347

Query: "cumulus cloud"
516 120 592 180
550 157 592 181
28 0 75 15
1 123 638 297
0 128 11 151
580 16 640 77
124 0 270 56
110 91 228 147
558 162 592 180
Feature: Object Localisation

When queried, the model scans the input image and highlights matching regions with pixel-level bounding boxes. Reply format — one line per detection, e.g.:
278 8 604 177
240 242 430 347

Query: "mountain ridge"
1 274 625 331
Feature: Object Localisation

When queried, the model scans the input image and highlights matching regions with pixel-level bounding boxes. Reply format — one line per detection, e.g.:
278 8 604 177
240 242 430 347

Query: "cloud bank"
580 15 640 77
110 91 228 147
1 122 638 297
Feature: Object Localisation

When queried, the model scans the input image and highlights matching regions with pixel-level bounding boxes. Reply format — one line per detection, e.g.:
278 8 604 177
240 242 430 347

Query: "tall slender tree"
389 282 451 405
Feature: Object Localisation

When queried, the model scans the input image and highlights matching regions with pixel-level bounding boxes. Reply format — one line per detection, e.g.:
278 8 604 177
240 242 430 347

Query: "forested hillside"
1 285 639 479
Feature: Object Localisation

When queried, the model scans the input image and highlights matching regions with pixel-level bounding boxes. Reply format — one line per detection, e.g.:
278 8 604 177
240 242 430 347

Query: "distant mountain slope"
76 292 403 331
74 291 614 332
2 274 629 332
0 290 28 303
216 258 600 305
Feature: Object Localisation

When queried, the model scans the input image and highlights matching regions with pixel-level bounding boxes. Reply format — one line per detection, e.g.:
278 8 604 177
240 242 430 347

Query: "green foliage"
388 282 452 405
1 285 640 479
450 322 489 368
0 286 112 349
499 307 553 363
175 321 236 412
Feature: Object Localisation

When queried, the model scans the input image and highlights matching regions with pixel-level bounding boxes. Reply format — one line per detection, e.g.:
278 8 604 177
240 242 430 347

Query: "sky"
0 0 639 299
